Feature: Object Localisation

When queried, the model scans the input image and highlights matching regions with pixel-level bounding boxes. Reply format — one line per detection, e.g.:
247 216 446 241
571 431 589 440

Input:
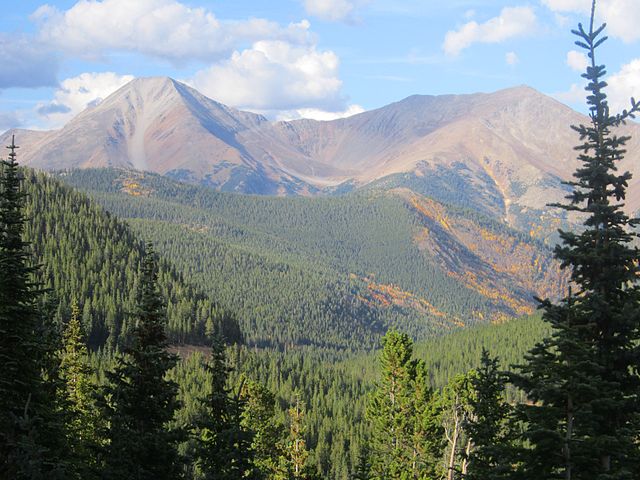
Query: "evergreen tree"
286 395 314 480
101 243 182 479
350 442 371 480
368 330 416 479
196 333 254 479
411 360 443 480
512 2 640 478
59 300 102 476
240 378 285 479
0 136 59 478
465 350 514 480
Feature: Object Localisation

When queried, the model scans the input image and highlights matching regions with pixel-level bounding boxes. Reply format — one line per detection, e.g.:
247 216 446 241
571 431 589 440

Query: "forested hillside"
2 160 554 479
58 168 565 350
228 314 550 478
21 169 241 347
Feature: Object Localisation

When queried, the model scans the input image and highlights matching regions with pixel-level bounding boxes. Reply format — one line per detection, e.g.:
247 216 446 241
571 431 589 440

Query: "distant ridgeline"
20 168 242 348
56 167 566 351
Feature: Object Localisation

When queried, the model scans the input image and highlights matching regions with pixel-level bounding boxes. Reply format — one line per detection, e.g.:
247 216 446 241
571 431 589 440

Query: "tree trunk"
461 438 472 476
447 415 459 480
565 395 573 480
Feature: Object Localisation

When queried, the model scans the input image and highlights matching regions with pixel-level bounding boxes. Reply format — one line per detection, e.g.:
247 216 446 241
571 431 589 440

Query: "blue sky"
1 0 639 130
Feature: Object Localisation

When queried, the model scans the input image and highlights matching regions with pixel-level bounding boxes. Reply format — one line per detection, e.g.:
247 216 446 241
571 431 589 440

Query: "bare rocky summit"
4 77 640 239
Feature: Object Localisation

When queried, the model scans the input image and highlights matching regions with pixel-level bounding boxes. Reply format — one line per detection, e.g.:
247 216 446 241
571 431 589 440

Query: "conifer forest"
2 2 640 479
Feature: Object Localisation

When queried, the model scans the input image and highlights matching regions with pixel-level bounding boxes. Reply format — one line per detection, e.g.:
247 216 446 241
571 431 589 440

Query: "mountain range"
4 76 640 241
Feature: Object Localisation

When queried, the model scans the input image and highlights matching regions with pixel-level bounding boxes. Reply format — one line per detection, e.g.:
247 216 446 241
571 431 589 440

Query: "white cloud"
543 0 640 43
541 0 590 12
554 59 640 112
505 51 519 66
190 40 349 117
553 82 585 106
443 6 537 56
566 50 588 72
32 0 311 62
37 72 134 128
600 0 640 43
303 0 370 22
278 104 365 121
607 59 640 112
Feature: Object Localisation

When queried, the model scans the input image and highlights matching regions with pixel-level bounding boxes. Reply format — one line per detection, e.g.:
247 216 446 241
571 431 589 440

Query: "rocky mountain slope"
4 77 640 239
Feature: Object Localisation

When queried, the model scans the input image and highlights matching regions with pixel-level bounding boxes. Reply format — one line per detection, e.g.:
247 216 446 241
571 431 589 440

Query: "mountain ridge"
4 77 640 240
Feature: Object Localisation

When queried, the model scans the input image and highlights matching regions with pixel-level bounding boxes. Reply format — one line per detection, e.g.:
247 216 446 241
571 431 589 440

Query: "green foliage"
464 351 515 480
368 330 442 479
195 333 255 479
439 372 474 480
0 139 67 478
284 396 316 480
58 167 556 350
21 169 239 347
59 301 103 477
100 245 182 480
513 4 640 478
240 379 286 479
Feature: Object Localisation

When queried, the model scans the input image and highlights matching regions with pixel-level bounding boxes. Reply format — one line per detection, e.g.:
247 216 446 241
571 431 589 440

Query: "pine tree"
512 2 640 478
0 136 58 478
411 360 443 480
286 395 313 480
59 300 102 476
240 378 285 479
101 243 182 479
368 330 416 479
465 350 514 480
350 442 371 480
196 332 254 479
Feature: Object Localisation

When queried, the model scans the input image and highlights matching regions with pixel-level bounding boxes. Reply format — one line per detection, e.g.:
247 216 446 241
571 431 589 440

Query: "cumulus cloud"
553 83 585 106
566 50 588 72
32 0 311 62
0 34 58 89
554 59 640 112
443 6 537 56
505 51 519 66
190 40 350 117
541 0 590 12
607 59 640 112
542 0 640 43
303 0 370 22
277 104 365 121
37 72 134 128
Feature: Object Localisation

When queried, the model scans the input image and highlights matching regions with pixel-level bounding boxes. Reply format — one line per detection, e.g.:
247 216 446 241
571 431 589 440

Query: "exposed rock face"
3 77 640 237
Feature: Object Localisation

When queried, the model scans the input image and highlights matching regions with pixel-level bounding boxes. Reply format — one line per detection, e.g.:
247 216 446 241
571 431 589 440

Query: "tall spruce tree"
240 378 285 479
411 360 443 480
0 136 57 478
512 2 640 478
464 350 514 480
101 243 182 479
368 330 416 479
196 332 255 479
59 300 101 476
